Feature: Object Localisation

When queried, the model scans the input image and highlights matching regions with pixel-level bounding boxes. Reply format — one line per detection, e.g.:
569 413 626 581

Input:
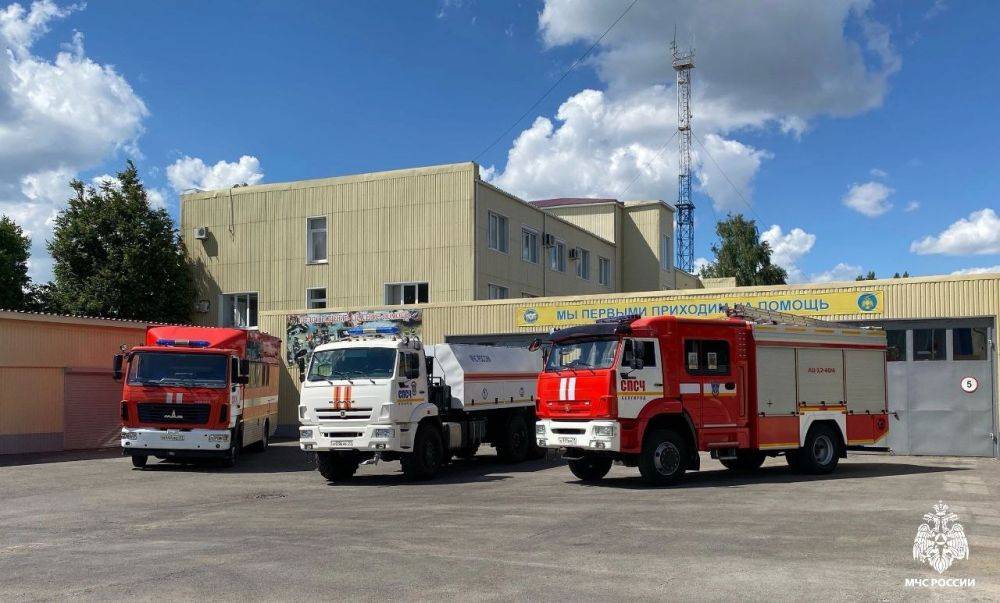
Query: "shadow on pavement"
135 439 315 474
332 454 565 487
567 460 969 490
0 447 121 467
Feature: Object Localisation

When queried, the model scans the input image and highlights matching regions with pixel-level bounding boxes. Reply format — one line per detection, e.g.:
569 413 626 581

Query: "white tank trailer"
297 326 541 481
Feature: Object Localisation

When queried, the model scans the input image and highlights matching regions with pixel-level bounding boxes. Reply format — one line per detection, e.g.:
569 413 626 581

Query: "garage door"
63 369 122 450
880 321 998 457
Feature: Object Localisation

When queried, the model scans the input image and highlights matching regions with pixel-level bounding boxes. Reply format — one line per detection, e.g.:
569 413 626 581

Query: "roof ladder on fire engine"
723 304 849 328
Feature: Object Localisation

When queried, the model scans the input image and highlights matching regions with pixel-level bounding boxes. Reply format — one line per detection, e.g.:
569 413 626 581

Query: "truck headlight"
373 428 394 439
300 429 313 439
535 423 545 436
593 425 616 437
121 431 138 440
207 434 230 442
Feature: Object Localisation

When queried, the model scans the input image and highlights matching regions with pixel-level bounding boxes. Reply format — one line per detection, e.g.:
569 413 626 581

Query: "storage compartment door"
756 347 796 415
796 349 844 407
844 349 887 413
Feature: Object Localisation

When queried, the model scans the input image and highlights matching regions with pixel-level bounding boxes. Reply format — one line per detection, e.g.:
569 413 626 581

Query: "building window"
661 234 672 270
385 282 428 305
598 256 611 286
954 327 988 361
487 211 509 253
306 216 327 264
684 340 730 375
306 287 327 309
548 239 566 272
521 292 538 298
575 248 590 280
521 228 539 264
222 292 258 328
885 329 906 362
912 328 946 361
487 284 509 299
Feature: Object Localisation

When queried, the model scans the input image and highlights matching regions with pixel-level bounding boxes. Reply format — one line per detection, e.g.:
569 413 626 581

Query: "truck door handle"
725 382 736 390
654 383 663 387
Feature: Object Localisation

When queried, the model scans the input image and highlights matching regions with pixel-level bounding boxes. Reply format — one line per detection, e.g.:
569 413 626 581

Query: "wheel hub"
653 442 680 475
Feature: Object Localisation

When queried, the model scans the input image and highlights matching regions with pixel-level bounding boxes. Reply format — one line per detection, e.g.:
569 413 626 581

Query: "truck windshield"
545 338 618 372
127 352 228 388
309 347 397 381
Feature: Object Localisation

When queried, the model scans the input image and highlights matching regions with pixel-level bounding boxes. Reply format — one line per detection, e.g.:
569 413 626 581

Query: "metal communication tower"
672 39 695 273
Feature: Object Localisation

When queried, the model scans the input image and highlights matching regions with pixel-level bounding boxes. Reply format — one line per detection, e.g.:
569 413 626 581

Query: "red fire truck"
534 307 889 485
115 326 281 468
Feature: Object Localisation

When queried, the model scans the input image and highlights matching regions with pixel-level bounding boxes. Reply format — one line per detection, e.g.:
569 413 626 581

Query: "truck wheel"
221 426 242 468
131 455 148 469
720 451 767 472
496 413 530 463
784 451 800 468
316 451 360 481
638 428 688 486
568 456 613 482
401 424 444 480
796 424 841 474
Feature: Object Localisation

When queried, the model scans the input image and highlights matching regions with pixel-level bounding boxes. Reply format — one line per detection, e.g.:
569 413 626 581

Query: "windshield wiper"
348 370 376 384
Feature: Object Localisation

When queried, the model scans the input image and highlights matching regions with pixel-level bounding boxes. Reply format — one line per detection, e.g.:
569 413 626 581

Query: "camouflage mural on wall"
285 309 422 364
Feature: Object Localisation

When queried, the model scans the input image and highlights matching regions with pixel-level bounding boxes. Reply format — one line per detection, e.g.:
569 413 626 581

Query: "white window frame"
306 216 328 264
487 211 509 254
660 234 672 271
219 292 259 329
576 248 591 280
384 281 429 305
521 227 539 264
306 287 327 309
598 256 611 287
487 283 510 300
549 239 566 272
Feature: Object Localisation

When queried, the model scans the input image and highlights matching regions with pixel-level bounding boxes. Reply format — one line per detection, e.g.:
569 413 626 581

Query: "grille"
552 428 586 435
322 431 363 438
315 407 373 421
137 403 211 425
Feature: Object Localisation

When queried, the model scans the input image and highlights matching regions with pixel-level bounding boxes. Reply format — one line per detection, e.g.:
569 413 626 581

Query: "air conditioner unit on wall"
195 226 210 240
568 247 580 261
542 233 555 247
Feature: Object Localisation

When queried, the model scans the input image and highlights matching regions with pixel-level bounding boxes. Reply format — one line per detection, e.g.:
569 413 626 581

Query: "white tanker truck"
297 326 541 481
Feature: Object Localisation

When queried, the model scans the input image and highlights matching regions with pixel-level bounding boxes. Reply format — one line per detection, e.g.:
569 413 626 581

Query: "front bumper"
298 423 414 453
121 427 231 455
536 419 621 452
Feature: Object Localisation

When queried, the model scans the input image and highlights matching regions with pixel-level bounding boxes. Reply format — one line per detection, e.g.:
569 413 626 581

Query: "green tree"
0 215 32 309
47 161 194 322
855 270 877 281
698 214 787 286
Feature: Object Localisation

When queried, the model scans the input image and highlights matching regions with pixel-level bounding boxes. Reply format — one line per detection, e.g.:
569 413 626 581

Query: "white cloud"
910 208 1000 255
693 257 710 274
166 155 264 193
951 265 1000 276
0 1 148 281
843 181 894 217
810 262 864 283
904 200 920 212
146 187 168 209
487 0 899 210
869 168 888 179
761 224 816 283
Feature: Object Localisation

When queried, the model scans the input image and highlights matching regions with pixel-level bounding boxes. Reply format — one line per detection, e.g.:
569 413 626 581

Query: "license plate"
161 433 184 441
330 440 353 448
558 437 575 445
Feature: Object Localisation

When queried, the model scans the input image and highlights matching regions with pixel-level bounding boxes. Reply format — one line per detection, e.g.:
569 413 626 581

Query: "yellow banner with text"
515 290 883 328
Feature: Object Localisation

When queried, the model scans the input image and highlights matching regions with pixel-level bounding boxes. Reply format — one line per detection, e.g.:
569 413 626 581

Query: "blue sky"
2 0 998 282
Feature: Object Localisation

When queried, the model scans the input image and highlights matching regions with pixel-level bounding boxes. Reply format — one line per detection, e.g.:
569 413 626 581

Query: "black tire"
637 428 688 486
221 426 242 468
568 456 613 482
796 424 841 474
401 424 445 481
453 444 479 460
316 451 360 481
785 450 800 468
249 421 269 453
720 451 767 472
131 455 148 469
495 413 531 463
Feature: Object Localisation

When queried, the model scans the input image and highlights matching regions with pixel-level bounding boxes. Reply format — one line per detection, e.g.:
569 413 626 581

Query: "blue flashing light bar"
155 339 211 348
345 326 400 336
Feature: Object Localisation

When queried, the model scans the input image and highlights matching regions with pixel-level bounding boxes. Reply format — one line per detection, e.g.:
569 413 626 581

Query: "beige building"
180 162 695 328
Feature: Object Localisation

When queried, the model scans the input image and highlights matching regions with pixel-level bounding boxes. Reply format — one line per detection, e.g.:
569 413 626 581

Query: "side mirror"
239 358 250 376
112 354 124 381
528 339 541 352
296 357 306 383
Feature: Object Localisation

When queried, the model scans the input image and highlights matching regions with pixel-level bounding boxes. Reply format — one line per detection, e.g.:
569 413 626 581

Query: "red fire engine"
115 326 281 468
534 306 889 485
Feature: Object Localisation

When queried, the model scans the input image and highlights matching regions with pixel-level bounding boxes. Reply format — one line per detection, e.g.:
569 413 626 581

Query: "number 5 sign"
960 376 979 393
